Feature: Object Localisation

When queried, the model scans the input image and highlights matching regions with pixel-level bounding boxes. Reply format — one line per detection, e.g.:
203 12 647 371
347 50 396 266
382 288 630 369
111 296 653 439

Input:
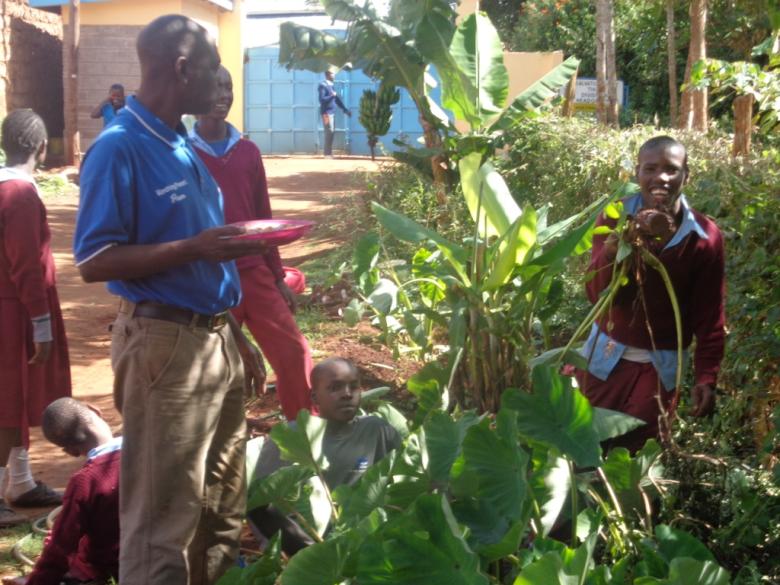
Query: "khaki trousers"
111 301 246 585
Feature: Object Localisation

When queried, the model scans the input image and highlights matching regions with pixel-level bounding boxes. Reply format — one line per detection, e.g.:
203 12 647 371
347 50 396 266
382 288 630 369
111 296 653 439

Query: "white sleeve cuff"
31 313 53 343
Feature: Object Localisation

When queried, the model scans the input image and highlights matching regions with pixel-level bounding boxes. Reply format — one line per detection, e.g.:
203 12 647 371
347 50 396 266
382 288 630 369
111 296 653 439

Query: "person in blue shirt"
89 84 125 127
73 14 267 585
317 69 351 158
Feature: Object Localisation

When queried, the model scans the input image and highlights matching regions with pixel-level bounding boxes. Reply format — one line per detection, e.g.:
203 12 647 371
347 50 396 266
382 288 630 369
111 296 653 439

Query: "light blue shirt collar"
123 96 188 150
87 436 123 461
189 122 242 158
624 193 708 250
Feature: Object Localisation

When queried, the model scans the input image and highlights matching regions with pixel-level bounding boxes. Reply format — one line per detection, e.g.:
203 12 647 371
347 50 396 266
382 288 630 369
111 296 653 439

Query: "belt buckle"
207 312 227 331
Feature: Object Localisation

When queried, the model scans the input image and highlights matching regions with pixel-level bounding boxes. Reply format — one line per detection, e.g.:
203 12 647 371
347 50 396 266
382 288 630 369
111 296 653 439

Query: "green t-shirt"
255 415 402 489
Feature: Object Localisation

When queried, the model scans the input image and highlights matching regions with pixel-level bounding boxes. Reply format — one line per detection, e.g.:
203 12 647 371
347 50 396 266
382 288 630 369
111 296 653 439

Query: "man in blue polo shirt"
89 83 125 127
73 14 267 585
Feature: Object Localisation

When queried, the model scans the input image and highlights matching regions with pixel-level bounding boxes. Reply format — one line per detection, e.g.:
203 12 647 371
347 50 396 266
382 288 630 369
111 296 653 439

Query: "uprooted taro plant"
218 370 732 585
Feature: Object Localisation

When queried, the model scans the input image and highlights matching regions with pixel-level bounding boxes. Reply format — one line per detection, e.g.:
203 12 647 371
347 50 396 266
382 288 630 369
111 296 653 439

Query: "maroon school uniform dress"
0 171 71 447
191 130 313 420
27 443 121 585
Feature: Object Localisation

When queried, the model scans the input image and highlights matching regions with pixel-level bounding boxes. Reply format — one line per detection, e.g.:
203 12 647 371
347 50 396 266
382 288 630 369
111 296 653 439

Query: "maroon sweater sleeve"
26 472 89 585
585 212 619 304
1 181 49 317
690 218 726 386
253 149 285 281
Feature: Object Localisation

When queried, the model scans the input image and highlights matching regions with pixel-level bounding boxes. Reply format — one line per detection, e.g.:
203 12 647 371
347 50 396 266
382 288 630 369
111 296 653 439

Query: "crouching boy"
25 398 120 585
248 358 401 554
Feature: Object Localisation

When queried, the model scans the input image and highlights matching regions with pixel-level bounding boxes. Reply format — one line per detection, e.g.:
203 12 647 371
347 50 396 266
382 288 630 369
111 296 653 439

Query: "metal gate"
244 46 425 156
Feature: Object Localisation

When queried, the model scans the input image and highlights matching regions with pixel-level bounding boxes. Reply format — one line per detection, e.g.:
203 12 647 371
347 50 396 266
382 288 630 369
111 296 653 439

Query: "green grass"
0 524 43 578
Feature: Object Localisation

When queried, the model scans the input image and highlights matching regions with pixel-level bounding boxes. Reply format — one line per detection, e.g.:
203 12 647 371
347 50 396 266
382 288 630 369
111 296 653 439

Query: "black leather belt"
132 302 228 331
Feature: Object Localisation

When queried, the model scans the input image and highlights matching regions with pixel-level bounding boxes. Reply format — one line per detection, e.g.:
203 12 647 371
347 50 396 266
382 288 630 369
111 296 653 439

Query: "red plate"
230 219 315 246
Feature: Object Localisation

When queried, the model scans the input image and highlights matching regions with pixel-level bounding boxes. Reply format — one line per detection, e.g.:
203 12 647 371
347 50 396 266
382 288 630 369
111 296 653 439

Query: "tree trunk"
595 0 608 125
666 0 678 125
679 0 708 130
732 93 754 157
604 0 619 126
64 0 80 165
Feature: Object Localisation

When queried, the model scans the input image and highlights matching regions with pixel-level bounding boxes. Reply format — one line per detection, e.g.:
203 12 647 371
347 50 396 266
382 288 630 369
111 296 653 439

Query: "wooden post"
732 93 754 158
562 68 578 117
64 0 80 166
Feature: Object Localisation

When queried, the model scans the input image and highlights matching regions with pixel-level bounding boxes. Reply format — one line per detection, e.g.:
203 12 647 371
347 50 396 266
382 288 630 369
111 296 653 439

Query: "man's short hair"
1 109 47 161
638 135 687 159
136 14 213 70
42 398 93 448
110 83 125 92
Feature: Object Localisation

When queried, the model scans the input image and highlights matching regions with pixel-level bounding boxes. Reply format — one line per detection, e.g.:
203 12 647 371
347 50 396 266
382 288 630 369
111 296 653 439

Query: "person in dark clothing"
317 69 351 158
23 398 120 585
248 358 401 555
576 136 725 453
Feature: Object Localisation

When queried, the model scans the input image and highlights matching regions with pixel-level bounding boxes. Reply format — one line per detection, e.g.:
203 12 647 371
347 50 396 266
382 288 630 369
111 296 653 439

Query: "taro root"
634 208 676 248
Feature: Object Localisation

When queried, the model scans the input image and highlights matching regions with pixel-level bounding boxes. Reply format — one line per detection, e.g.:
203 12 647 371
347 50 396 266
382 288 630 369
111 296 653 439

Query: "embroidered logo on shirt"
155 179 188 197
170 193 187 204
354 457 369 472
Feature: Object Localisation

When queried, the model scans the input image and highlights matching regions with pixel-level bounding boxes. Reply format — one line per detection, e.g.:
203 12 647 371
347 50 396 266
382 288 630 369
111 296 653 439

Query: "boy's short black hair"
310 357 359 390
110 83 125 92
638 135 687 160
1 109 47 161
42 398 92 448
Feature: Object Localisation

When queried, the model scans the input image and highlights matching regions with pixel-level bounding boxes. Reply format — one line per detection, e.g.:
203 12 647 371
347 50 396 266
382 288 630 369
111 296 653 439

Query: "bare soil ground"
2 155 419 577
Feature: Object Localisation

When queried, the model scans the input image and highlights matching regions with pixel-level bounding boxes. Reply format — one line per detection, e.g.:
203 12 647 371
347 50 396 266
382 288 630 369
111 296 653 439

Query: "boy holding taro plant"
576 136 725 453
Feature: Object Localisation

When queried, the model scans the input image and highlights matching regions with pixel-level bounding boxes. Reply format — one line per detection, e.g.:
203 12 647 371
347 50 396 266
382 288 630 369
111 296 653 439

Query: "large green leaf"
246 465 314 511
270 410 329 471
450 13 509 120
459 154 522 238
333 453 395 524
484 205 538 290
459 418 529 521
591 407 646 442
416 12 480 127
654 524 715 564
372 202 467 260
601 441 664 516
320 0 376 22
281 536 349 585
491 56 580 131
278 22 349 72
407 362 449 425
502 367 601 468
423 410 480 485
538 456 570 537
356 494 490 585
389 0 456 38
635 558 730 585
217 536 282 585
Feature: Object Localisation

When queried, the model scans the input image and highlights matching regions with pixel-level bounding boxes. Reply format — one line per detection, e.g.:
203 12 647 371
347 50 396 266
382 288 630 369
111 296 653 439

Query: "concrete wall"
63 0 245 151
0 1 64 139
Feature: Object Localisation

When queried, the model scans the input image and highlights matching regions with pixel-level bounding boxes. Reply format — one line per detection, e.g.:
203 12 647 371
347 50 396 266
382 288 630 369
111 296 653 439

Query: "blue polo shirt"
100 103 117 127
73 96 241 314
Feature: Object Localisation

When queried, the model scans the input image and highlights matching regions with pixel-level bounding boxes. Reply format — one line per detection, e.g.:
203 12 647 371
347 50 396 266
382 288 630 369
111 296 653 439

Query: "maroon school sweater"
27 449 120 585
586 206 726 386
194 139 285 279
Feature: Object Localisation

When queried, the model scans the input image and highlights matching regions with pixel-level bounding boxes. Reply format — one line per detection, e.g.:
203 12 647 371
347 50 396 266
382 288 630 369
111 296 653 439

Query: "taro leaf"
451 497 530 561
407 362 449 425
460 154 522 239
476 517 528 562
635 558 731 585
216 535 282 585
333 453 394 524
375 402 410 438
280 536 348 585
654 525 715 563
246 465 314 511
423 410 481 485
538 456 570 537
503 366 601 468
514 533 597 585
591 406 646 442
512 551 570 585
245 436 265 484
367 278 398 314
491 56 580 131
356 494 490 585
601 441 663 516
353 231 381 291
342 298 364 327
270 410 329 471
460 418 529 521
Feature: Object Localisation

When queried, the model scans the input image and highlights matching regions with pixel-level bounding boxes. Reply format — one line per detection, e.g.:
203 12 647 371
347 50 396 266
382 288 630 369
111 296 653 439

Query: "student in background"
89 84 125 127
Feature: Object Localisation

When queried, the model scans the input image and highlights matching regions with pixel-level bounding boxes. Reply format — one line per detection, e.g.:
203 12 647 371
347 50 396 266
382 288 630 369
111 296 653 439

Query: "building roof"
29 0 234 9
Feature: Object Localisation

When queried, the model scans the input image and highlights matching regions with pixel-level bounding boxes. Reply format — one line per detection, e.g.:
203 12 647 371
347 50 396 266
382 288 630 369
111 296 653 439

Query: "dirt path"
25 155 382 500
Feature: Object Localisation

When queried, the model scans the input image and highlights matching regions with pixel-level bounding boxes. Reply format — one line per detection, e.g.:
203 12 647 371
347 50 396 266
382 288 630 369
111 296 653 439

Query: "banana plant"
358 84 401 160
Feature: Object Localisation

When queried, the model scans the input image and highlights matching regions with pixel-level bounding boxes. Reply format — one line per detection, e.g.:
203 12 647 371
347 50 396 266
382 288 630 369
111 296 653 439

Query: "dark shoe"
8 481 62 507
0 498 27 527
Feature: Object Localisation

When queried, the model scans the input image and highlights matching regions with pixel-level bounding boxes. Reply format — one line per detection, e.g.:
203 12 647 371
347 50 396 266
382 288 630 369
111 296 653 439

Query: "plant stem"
568 459 579 547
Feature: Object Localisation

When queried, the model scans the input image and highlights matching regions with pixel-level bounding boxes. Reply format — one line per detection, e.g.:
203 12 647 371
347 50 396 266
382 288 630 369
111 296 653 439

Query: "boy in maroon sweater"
577 136 725 452
190 66 313 421
22 398 120 585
